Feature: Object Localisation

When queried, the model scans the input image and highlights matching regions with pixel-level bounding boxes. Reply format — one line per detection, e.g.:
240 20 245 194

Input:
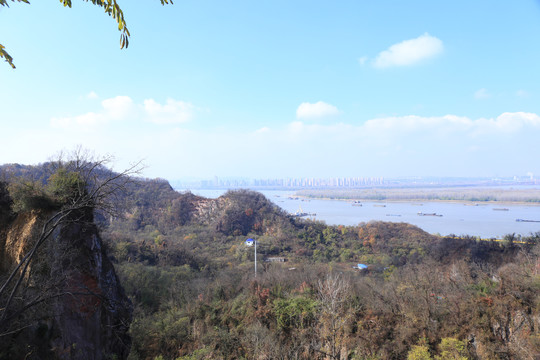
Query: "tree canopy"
0 0 172 69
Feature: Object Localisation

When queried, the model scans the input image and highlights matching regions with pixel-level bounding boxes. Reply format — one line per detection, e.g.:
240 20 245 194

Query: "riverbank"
296 196 540 207
295 187 540 205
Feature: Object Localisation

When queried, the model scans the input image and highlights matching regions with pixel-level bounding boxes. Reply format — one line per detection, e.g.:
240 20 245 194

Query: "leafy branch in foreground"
0 44 15 69
0 0 173 68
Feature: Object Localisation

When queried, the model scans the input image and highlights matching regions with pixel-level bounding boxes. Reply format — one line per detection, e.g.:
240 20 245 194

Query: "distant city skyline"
173 174 539 190
2 1 540 179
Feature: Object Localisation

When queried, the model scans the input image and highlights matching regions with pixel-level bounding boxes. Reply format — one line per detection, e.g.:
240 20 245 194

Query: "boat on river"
291 205 316 217
418 212 443 217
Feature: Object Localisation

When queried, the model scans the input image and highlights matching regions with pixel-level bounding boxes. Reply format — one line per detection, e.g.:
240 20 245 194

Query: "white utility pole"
254 239 257 278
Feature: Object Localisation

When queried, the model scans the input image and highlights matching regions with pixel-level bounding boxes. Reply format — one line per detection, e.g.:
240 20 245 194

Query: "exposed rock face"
193 196 229 225
1 211 40 272
0 209 132 359
0 181 13 267
190 190 288 236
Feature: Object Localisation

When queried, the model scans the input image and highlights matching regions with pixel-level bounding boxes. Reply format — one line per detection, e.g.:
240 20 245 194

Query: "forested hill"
2 162 540 359
112 179 294 238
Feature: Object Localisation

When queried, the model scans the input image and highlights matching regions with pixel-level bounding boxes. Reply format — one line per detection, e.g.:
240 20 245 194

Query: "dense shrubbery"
7 179 57 212
110 239 539 359
2 164 91 213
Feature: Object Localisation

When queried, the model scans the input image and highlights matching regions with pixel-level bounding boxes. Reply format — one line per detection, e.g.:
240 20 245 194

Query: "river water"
177 189 540 239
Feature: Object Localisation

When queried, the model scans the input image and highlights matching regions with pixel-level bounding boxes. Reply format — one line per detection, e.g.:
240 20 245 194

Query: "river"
177 188 540 239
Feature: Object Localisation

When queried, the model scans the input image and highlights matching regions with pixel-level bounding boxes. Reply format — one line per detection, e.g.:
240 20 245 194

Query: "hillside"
98 176 539 359
1 163 539 359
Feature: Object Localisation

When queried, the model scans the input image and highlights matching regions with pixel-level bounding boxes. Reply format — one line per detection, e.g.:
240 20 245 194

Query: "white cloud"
363 114 473 134
296 101 340 119
50 96 197 130
143 98 195 124
358 56 368 65
293 112 538 175
51 95 135 130
373 33 443 68
474 112 540 133
474 88 491 99
363 112 540 136
50 113 101 130
102 96 135 119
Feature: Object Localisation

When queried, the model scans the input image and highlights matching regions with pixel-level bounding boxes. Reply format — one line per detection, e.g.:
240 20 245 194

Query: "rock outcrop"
0 207 132 359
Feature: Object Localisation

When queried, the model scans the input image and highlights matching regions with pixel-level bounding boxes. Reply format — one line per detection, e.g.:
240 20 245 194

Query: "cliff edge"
0 206 132 359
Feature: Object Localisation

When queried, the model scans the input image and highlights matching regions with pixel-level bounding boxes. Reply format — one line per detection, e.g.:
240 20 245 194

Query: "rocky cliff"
0 206 132 359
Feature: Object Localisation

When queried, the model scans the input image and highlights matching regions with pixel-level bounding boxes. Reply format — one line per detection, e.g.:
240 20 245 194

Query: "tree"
315 273 352 359
0 148 142 341
407 345 432 360
0 0 172 69
0 181 13 224
434 337 468 360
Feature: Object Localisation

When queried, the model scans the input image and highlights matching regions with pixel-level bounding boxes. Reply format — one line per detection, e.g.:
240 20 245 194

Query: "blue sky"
1 1 540 180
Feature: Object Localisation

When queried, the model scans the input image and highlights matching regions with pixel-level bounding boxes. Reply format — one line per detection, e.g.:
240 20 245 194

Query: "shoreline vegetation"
296 187 540 205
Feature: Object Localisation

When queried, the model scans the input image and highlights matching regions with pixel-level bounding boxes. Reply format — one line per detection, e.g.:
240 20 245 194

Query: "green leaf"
0 44 16 69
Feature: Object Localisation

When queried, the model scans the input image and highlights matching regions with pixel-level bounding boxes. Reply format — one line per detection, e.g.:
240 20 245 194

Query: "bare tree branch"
0 149 142 334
